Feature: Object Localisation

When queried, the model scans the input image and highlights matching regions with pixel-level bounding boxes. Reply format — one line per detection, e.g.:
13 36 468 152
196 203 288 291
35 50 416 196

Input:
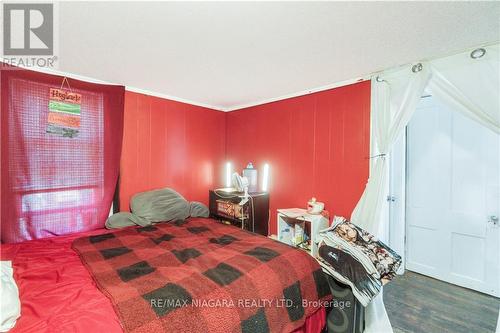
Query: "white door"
406 95 500 297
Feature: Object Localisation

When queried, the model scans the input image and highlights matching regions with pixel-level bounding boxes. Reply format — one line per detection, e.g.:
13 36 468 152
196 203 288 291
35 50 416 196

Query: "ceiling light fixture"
412 63 423 73
470 48 486 59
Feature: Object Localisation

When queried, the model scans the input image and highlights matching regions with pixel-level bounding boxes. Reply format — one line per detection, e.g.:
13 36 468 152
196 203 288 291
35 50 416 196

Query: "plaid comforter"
73 218 330 333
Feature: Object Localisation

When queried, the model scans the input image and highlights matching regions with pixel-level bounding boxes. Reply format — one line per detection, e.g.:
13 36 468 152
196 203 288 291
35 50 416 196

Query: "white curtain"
429 44 499 134
351 65 431 333
352 43 500 238
350 44 500 333
496 308 500 333
351 65 431 235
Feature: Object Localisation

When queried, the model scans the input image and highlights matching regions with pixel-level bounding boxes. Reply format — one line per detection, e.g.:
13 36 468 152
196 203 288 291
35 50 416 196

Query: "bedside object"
325 275 365 333
209 189 269 236
307 197 325 214
277 208 329 257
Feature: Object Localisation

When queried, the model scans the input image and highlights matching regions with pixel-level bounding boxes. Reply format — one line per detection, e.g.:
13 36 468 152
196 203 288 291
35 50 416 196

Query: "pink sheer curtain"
1 66 124 243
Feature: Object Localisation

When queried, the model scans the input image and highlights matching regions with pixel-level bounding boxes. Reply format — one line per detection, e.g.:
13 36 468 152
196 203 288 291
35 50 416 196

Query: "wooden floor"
384 271 500 333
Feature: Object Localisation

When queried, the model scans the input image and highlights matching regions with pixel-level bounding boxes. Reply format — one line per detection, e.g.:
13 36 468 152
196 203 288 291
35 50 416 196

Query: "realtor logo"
2 3 57 68
3 3 53 55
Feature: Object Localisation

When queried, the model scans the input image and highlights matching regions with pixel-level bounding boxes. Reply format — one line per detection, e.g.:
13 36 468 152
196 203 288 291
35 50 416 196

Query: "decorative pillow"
130 188 190 223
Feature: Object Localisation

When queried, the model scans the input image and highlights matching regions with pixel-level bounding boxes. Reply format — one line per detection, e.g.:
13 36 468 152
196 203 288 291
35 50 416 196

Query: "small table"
277 208 329 257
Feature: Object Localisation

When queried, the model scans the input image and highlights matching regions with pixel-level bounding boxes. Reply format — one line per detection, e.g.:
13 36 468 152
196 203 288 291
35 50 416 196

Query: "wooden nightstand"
277 208 329 257
209 189 269 236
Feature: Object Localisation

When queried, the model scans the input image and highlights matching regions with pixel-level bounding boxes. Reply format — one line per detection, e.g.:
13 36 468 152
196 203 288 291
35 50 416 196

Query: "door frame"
388 128 407 271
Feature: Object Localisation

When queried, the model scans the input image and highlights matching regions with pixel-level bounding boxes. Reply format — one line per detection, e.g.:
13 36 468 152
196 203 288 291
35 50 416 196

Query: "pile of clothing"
106 188 209 229
317 216 402 306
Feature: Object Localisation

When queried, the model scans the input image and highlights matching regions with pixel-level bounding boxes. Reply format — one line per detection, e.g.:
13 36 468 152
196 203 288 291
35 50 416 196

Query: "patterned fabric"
73 218 330 333
327 216 401 282
317 244 380 306
317 216 402 306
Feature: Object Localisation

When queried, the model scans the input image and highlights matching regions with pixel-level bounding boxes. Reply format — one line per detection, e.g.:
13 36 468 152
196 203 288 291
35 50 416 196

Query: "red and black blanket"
72 218 331 333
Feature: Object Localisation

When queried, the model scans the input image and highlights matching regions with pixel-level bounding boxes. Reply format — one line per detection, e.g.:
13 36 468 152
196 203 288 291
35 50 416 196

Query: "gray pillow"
130 188 190 223
189 201 209 218
105 212 151 229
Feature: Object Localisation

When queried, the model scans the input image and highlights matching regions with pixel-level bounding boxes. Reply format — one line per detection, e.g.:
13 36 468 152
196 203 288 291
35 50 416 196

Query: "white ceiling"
56 1 500 111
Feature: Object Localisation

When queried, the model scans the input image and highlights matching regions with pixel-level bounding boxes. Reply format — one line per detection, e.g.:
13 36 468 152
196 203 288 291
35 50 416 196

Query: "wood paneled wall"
119 92 226 210
226 81 371 235
120 81 370 236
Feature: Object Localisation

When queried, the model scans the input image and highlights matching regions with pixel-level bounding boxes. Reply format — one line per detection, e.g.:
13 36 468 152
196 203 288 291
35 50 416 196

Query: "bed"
2 217 329 333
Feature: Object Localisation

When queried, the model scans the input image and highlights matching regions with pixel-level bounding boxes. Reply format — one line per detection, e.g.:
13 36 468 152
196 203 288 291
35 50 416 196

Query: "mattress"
1 219 326 333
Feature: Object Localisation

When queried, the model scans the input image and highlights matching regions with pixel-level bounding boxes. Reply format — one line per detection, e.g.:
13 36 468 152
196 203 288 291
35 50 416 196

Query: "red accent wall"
120 82 370 235
119 91 226 210
226 81 371 235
